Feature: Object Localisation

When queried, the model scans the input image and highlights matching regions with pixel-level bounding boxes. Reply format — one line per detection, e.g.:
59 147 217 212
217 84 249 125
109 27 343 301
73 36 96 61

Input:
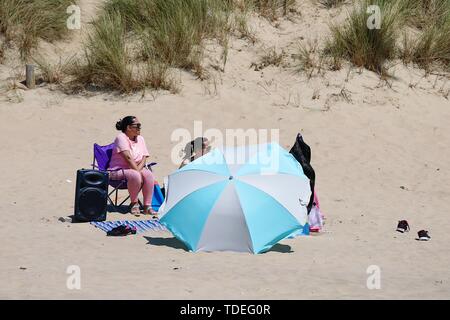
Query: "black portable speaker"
74 169 109 222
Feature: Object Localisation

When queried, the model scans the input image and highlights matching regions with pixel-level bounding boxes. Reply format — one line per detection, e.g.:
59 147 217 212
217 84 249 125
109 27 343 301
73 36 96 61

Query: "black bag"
289 133 315 214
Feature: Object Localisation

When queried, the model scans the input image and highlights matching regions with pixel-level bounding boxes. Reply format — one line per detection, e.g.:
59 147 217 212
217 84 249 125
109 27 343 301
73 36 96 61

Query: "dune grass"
102 0 233 68
33 55 75 84
0 0 76 59
411 23 450 71
1 0 301 93
410 0 450 70
68 11 177 93
139 0 232 68
319 0 346 8
73 12 136 91
405 0 450 29
323 0 450 73
397 0 450 71
251 46 285 71
324 0 409 74
293 40 331 78
70 0 236 93
3 0 447 93
248 0 296 20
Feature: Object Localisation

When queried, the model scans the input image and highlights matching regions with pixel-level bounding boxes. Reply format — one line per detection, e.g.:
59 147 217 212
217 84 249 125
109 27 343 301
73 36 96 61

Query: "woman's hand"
120 151 149 172
137 157 148 171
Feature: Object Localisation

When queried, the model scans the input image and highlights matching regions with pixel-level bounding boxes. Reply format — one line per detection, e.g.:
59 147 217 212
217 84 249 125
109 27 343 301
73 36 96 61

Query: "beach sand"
0 0 449 299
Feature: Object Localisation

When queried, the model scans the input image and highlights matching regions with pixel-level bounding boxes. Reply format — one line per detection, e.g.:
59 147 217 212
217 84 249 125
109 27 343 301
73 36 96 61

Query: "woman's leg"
140 168 155 207
111 169 142 204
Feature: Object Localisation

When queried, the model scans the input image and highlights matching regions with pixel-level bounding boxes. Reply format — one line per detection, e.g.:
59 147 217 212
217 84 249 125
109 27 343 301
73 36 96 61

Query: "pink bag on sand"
309 190 324 232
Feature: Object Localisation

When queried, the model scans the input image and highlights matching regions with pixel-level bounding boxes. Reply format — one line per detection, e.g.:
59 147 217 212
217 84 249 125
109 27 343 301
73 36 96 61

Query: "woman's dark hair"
182 137 208 161
115 116 136 132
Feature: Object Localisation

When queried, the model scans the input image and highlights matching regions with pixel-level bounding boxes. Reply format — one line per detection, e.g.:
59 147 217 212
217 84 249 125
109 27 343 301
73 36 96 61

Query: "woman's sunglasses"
130 123 141 129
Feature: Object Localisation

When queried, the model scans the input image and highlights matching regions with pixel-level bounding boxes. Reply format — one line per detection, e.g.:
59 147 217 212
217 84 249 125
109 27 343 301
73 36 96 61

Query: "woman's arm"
179 158 189 169
120 150 140 171
138 136 150 171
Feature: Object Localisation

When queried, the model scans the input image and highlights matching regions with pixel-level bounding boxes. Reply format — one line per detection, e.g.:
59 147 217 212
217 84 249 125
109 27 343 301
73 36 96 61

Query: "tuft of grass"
251 46 285 70
292 40 338 78
412 22 450 71
405 0 450 29
260 46 285 66
105 0 233 70
144 0 232 68
0 0 77 59
318 0 346 8
322 0 449 73
103 0 233 70
399 1 450 71
235 15 256 42
246 0 296 21
69 9 178 93
103 0 150 31
70 0 237 93
399 31 416 65
324 0 408 74
34 55 75 84
68 11 140 93
142 59 179 93
231 0 257 43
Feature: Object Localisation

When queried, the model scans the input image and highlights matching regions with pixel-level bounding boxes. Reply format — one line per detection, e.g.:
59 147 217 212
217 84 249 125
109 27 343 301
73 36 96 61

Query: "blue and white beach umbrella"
159 142 311 254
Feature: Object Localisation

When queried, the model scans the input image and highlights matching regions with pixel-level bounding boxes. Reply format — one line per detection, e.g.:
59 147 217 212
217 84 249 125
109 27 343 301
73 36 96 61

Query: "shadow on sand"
144 236 189 252
266 243 293 253
67 204 129 223
107 204 130 214
143 236 293 254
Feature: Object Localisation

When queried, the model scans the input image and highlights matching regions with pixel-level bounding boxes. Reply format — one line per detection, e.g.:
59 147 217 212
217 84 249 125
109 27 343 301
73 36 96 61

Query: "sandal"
107 225 137 236
130 203 141 215
143 206 158 218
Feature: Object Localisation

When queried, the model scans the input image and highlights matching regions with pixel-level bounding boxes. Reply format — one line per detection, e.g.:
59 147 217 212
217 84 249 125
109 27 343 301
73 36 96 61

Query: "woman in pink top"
109 116 156 216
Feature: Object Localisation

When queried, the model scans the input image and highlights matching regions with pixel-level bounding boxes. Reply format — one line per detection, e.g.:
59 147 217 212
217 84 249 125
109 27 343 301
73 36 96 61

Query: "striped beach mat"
91 220 167 234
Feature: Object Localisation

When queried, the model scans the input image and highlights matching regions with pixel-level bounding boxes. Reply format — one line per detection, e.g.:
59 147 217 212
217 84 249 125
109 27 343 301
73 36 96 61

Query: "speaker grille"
79 187 107 218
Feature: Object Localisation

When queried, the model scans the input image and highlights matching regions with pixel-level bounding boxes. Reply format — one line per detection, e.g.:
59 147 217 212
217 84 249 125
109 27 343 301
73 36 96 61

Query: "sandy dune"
0 0 449 299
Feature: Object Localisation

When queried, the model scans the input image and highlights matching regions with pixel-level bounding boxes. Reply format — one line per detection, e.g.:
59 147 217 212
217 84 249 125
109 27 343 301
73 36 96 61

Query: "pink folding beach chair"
92 143 157 210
